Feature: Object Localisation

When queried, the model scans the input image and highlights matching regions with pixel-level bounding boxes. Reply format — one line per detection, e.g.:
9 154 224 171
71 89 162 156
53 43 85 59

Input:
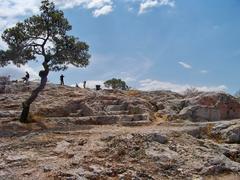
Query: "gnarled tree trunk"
20 62 49 123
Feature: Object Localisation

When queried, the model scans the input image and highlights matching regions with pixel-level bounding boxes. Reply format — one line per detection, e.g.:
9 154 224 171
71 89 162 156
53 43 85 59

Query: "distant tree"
104 78 128 90
0 0 90 123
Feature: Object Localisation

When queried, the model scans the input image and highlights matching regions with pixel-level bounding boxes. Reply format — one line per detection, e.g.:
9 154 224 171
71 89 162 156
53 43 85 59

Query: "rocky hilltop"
0 81 240 179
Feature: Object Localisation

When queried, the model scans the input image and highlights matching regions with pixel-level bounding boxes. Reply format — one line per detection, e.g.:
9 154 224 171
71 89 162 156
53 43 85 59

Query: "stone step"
101 100 120 105
105 105 126 112
48 113 150 126
107 111 129 115
119 120 151 126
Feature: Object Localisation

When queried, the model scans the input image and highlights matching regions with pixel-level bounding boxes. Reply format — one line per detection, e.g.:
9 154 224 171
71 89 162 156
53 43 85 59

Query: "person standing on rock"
60 74 64 85
83 81 86 88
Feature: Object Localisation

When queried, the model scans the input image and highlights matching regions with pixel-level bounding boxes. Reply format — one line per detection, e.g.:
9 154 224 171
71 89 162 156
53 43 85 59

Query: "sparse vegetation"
183 87 202 97
126 90 140 97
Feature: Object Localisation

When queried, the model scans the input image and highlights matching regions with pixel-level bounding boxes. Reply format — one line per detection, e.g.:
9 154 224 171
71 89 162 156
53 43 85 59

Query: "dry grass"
126 90 141 97
202 123 223 143
28 113 46 122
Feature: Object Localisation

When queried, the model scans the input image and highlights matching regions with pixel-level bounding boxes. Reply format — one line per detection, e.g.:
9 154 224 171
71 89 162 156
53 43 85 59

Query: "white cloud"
0 63 39 80
139 0 175 14
127 7 134 12
85 0 112 9
178 61 192 69
93 5 113 17
0 0 114 48
56 0 113 17
0 0 39 18
0 0 114 18
200 70 208 74
138 79 227 93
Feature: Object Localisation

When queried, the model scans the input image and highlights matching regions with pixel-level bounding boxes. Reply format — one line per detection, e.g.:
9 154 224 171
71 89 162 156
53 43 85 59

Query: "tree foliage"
0 0 90 122
1 0 90 70
104 78 128 90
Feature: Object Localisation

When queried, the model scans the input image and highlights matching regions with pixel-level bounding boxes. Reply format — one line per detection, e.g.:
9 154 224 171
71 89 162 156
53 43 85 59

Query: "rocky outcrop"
179 105 221 122
146 91 240 122
179 93 240 121
0 83 240 179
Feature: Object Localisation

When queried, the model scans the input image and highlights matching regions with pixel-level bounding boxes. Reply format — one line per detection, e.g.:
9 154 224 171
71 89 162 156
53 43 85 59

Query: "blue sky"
0 0 240 93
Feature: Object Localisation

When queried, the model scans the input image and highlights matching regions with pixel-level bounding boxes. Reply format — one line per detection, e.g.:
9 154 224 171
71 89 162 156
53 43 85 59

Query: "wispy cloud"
200 70 208 74
178 61 192 69
93 5 113 17
139 0 175 14
0 0 114 48
0 0 114 18
138 79 227 93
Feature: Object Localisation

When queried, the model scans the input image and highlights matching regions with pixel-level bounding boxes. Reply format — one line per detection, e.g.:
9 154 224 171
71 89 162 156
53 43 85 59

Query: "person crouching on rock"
22 71 30 84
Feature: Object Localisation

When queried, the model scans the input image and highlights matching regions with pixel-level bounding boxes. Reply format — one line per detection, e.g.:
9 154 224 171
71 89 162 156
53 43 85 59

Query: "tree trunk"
20 70 48 123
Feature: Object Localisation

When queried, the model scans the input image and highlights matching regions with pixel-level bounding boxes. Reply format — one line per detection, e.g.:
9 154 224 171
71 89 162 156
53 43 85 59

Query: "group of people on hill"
22 72 87 88
60 74 86 88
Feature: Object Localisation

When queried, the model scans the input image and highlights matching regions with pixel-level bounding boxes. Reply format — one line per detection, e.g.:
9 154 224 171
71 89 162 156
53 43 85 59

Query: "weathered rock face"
210 123 240 143
147 91 240 122
179 106 221 122
179 93 240 121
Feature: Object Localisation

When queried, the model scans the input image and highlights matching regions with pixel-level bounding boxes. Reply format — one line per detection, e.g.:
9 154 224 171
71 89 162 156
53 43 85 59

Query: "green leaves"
0 0 90 72
104 78 128 90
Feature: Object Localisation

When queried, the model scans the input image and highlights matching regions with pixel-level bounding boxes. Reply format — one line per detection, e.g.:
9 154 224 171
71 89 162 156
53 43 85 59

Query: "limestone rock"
149 133 168 144
179 106 221 122
54 140 71 154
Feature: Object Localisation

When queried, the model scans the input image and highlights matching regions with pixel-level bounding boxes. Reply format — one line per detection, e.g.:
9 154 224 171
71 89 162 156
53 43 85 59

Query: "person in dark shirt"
22 71 30 83
60 74 64 85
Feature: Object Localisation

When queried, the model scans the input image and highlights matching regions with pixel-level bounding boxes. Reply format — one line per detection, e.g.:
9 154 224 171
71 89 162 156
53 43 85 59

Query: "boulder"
194 93 240 119
149 133 168 144
54 140 71 154
178 92 240 121
220 124 240 143
179 106 221 122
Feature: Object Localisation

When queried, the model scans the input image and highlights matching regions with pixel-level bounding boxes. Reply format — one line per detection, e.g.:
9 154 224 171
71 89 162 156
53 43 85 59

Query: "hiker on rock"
83 81 86 88
60 74 64 85
22 71 30 83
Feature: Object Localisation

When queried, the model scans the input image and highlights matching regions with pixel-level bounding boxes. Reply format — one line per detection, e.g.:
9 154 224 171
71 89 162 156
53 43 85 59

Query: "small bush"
183 87 202 97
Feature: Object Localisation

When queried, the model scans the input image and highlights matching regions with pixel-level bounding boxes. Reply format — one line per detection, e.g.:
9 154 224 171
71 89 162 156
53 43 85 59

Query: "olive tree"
104 78 128 90
0 0 90 123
